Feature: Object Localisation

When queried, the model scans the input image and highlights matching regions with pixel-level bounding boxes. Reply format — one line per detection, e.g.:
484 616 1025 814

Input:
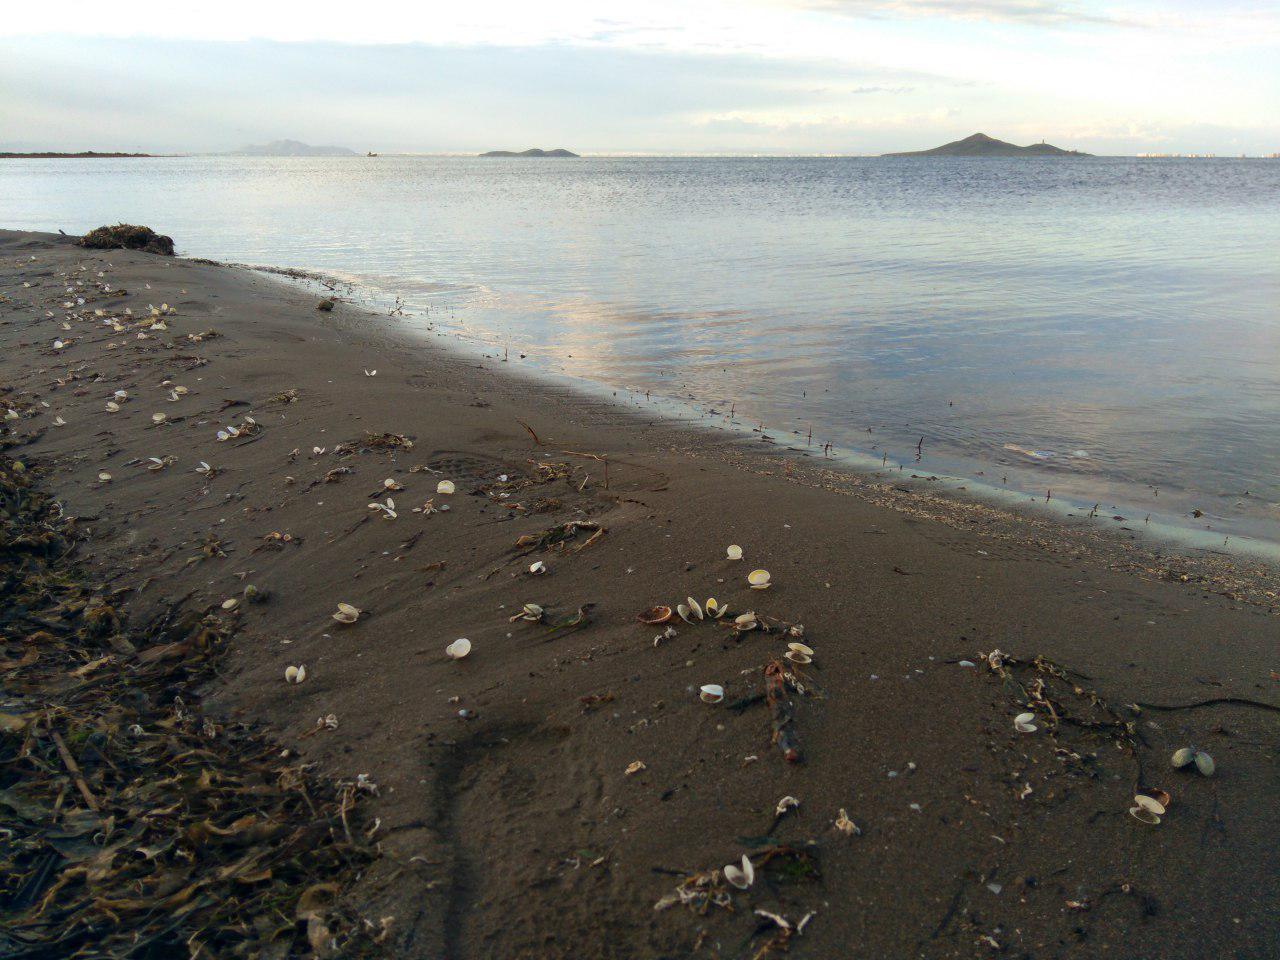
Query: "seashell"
784 650 812 665
788 642 814 657
748 569 772 590
364 369 377 377
446 638 472 660
726 544 743 560
677 603 693 623
705 598 728 619
114 390 128 400
151 412 166 424
723 854 755 890
221 597 239 610
686 597 704 620
1013 712 1038 733
105 401 120 413
97 471 112 482
519 603 544 621
1193 751 1215 777
734 612 758 631
775 795 800 816
53 416 66 427
625 760 646 776
436 480 455 495
285 664 307 684
638 605 672 625
332 603 361 624
834 808 861 836
196 461 211 474
4 409 18 421
1128 805 1160 825
1171 747 1195 768
369 499 397 519
699 684 725 704
529 560 546 575
148 457 165 470
53 339 65 349
1133 793 1166 816
383 478 403 490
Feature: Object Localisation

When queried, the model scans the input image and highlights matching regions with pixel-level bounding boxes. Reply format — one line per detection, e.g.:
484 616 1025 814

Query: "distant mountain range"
479 148 579 158
885 133 1090 157
232 139 358 157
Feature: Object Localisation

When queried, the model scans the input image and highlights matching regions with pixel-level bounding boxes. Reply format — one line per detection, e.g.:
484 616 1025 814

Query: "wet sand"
3 228 1278 959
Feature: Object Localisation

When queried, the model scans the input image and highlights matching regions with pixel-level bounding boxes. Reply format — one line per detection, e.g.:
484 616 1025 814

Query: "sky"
2 1 1278 155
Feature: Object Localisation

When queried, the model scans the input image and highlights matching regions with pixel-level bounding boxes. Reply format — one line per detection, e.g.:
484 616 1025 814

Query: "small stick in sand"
51 729 99 811
517 419 542 446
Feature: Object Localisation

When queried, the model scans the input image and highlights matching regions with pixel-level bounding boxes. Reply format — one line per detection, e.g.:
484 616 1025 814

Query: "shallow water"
4 155 1279 544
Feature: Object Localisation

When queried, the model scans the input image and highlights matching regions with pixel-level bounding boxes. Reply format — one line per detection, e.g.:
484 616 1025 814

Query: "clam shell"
699 684 725 704
705 598 727 619
1128 805 1161 825
638 605 673 625
332 602 361 624
1133 793 1166 816
105 401 120 413
97 472 112 482
1194 751 1215 776
734 612 758 631
787 642 814 657
687 597 704 620
726 545 743 560
748 569 771 589
529 560 546 575
1171 747 1195 768
285 665 306 684
221 598 239 611
436 480 456 495
677 603 694 623
784 650 812 665
151 413 166 424
446 638 472 660
723 854 755 889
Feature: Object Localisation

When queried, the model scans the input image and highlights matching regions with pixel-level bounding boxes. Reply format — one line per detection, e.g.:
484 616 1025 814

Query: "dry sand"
3 229 1278 959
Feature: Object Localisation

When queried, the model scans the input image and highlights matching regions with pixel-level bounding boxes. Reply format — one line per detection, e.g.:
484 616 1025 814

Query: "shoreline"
3 229 1278 958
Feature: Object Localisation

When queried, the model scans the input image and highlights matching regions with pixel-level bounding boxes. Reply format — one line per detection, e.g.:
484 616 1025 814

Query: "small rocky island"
479 148 579 158
885 133 1090 157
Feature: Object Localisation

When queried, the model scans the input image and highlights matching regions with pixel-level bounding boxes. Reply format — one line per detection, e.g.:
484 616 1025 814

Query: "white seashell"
520 603 543 621
784 651 812 665
529 560 546 575
734 612 758 631
834 808 861 836
1133 793 1166 816
436 480 456 495
216 430 230 442
148 457 165 470
726 544 743 560
625 760 646 776
1171 747 1195 768
1194 751 1215 776
705 598 727 619
196 461 211 473
105 401 120 413
151 413 166 424
114 390 128 400
364 369 377 377
775 795 800 816
4 409 18 421
285 664 307 684
446 638 472 660
677 603 694 623
221 598 239 610
313 446 326 455
98 472 112 482
332 603 361 624
699 684 725 703
383 478 402 490
1014 712 1038 733
1128 805 1160 825
788 642 814 657
53 339 65 349
748 569 771 590
53 416 66 427
686 597 704 620
723 854 755 889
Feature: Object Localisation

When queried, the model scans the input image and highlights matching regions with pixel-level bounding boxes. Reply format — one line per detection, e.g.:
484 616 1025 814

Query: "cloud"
789 0 1134 28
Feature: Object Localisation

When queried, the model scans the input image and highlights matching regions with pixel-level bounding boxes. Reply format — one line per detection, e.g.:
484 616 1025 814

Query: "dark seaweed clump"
0 456 385 959
78 224 175 256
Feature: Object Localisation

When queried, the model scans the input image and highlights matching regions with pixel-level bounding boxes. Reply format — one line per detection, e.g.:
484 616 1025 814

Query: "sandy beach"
3 228 1278 959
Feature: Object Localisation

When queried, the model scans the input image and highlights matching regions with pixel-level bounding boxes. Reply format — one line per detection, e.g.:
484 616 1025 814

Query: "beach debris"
764 660 803 763
317 298 335 311
705 597 728 619
529 560 547 575
285 664 308 684
79 223 175 255
700 684 726 703
514 519 601 553
775 795 800 818
748 569 772 590
723 854 756 889
332 602 362 624
368 497 397 519
638 605 673 625
364 369 377 377
509 602 545 623
1014 711 1038 733
436 479 456 495
834 809 861 836
446 638 472 660
726 544 743 560
1172 747 1215 776
382 477 403 491
678 597 704 622
626 760 647 776
653 625 679 646
734 612 759 632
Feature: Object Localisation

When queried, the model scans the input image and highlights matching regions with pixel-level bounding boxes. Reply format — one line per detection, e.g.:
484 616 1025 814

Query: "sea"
4 155 1278 551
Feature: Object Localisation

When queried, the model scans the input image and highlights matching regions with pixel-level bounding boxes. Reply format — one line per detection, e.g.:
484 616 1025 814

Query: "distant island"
885 133 1090 158
232 139 358 157
0 151 152 159
479 148 579 158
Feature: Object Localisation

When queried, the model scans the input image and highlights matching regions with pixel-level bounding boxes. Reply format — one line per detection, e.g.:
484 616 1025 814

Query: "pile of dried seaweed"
0 457 383 958
77 224 175 257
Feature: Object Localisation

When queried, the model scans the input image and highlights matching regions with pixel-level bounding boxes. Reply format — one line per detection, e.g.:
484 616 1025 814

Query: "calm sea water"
4 156 1279 546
